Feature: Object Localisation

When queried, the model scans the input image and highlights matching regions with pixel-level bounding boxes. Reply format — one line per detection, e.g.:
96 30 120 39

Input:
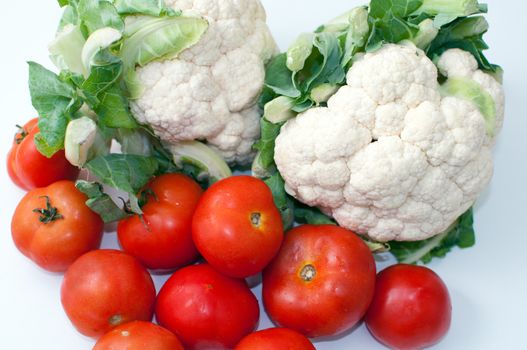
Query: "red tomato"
11 180 103 272
93 321 185 350
235 328 316 350
61 250 156 338
192 175 283 278
7 118 78 191
262 224 376 338
155 263 260 350
118 174 202 270
365 264 452 350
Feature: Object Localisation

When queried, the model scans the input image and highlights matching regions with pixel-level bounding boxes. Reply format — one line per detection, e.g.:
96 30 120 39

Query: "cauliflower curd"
274 44 504 242
131 0 277 164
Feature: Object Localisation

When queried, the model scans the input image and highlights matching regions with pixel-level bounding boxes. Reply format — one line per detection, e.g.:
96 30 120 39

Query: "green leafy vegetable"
265 54 301 98
390 208 475 264
77 0 124 35
264 172 295 230
113 0 178 16
85 154 158 194
76 180 129 223
428 16 497 72
28 62 82 157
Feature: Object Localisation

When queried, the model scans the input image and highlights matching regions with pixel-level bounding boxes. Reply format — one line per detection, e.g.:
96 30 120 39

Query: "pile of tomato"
8 119 453 350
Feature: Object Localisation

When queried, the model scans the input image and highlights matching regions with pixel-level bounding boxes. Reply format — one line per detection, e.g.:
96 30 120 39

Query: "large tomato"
93 321 185 350
117 174 202 270
155 263 260 350
61 250 156 338
192 175 283 278
11 180 103 272
235 328 316 350
365 264 452 350
7 118 78 191
262 224 376 338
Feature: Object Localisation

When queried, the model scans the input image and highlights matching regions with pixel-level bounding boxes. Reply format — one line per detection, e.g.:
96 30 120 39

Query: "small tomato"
263 224 376 338
365 264 452 350
7 118 78 191
192 175 283 278
11 180 103 272
93 321 185 350
61 250 156 338
156 263 259 350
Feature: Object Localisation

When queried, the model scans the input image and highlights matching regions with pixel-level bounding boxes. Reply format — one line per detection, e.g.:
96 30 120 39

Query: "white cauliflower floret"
131 0 277 164
437 48 505 139
275 44 504 242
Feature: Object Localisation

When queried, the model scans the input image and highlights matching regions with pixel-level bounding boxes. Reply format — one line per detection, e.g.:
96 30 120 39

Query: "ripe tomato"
11 180 103 272
93 321 185 350
118 174 202 270
192 175 283 278
7 118 78 191
262 224 376 338
61 250 156 338
155 263 260 350
365 264 452 350
235 328 316 350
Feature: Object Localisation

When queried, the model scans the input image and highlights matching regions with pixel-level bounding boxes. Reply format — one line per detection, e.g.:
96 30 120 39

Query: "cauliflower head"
130 0 277 164
274 44 504 242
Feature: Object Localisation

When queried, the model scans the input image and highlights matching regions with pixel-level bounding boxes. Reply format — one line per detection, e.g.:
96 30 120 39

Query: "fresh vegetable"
29 0 277 193
129 0 277 165
7 118 78 191
235 328 316 350
93 321 185 350
61 249 156 338
11 180 103 272
155 264 260 350
27 0 277 218
117 173 202 270
253 0 503 262
262 224 376 338
192 176 283 278
365 264 452 350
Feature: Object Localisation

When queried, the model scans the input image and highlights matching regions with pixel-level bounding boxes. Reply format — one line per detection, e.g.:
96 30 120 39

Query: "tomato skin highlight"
61 250 156 338
7 118 78 191
11 180 103 272
263 224 376 338
155 263 260 350
93 321 185 350
235 328 316 350
118 174 202 270
365 264 452 350
192 175 283 278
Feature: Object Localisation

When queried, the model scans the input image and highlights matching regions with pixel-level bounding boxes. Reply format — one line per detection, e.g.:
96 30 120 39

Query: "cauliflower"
130 0 277 164
274 44 504 242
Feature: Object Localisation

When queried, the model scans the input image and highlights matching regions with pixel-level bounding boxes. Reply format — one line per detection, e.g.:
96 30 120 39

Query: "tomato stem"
300 264 317 282
251 212 262 228
32 196 64 224
15 124 28 145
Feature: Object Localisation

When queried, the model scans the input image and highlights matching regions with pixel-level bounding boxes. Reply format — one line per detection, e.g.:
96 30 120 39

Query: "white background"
0 0 526 349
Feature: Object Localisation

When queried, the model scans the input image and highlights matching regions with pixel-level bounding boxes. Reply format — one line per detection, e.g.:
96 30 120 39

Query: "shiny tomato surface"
118 174 202 270
365 264 452 350
7 118 78 190
263 224 376 338
93 321 185 350
156 263 260 350
61 250 156 338
11 180 103 272
235 328 316 350
192 175 283 278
